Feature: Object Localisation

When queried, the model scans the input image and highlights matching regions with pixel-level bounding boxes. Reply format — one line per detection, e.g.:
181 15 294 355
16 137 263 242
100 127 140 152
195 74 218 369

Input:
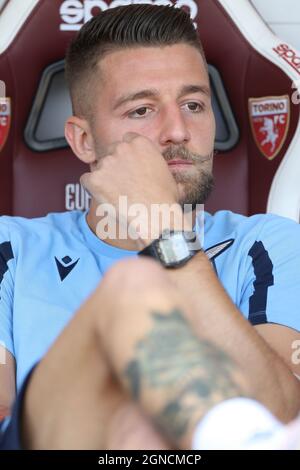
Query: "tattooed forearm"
123 308 247 446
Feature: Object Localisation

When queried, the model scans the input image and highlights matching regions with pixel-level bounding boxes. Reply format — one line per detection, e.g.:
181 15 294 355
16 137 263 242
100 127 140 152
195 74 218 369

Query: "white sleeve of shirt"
192 397 300 450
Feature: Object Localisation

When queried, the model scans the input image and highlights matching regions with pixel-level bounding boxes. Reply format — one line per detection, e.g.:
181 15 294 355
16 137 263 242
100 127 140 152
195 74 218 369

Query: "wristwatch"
138 230 202 268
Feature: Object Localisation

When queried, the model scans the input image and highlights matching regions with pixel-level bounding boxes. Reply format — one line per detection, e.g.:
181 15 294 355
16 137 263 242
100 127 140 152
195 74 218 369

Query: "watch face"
159 233 190 264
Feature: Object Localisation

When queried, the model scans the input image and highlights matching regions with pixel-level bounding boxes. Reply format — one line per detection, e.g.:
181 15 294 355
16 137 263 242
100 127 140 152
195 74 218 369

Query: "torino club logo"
59 0 199 31
248 95 290 161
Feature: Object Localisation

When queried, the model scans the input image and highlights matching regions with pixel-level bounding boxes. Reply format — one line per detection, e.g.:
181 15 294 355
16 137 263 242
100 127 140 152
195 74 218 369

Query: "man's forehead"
98 44 209 98
99 44 207 78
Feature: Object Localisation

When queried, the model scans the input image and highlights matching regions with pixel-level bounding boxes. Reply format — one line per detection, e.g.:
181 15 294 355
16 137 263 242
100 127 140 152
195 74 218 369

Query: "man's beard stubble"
94 139 215 209
162 145 215 208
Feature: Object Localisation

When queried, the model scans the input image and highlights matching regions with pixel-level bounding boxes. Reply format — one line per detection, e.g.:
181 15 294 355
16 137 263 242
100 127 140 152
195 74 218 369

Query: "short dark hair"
65 4 207 119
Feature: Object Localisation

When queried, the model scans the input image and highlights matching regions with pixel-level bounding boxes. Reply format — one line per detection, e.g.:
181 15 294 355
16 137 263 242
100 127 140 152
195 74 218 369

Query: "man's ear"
65 116 96 164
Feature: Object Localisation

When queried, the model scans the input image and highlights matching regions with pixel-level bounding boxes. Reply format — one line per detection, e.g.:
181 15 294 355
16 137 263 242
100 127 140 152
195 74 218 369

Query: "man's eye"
128 107 151 118
184 102 204 112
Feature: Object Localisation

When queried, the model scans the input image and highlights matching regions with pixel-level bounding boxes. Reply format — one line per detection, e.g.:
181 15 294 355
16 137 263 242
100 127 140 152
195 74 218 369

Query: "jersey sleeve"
239 215 300 332
0 218 16 357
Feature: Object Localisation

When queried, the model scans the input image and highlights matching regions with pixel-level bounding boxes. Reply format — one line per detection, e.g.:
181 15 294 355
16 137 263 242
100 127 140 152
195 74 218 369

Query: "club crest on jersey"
0 97 11 153
248 95 290 160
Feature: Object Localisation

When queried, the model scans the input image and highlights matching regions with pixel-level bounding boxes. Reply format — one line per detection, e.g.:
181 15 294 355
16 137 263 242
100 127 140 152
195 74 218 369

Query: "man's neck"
86 199 196 251
86 199 139 251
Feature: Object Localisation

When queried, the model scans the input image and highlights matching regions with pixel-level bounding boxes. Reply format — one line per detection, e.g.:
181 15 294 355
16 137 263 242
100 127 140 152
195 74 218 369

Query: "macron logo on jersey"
55 256 79 281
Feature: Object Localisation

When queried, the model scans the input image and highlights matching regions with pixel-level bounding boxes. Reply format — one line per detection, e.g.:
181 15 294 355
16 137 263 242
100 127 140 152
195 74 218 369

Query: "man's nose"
159 107 191 146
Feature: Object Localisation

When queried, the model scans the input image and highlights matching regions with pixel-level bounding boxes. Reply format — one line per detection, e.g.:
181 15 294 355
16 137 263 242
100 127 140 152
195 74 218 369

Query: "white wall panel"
271 23 300 50
251 0 300 23
251 0 300 50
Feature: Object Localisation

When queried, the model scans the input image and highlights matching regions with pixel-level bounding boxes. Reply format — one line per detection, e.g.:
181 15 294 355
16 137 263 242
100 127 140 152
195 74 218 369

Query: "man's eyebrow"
113 89 159 110
178 84 211 99
113 84 211 111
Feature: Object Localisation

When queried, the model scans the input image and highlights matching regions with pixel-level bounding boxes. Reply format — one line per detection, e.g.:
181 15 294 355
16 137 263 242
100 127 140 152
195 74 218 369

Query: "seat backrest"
0 0 88 217
0 0 299 220
217 0 300 221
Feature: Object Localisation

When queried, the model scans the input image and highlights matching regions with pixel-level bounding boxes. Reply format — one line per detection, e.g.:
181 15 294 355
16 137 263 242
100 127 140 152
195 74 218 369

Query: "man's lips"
167 160 194 166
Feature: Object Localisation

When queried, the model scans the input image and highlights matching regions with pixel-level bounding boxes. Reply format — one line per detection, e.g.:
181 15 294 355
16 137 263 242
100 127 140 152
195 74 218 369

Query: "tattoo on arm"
124 308 246 444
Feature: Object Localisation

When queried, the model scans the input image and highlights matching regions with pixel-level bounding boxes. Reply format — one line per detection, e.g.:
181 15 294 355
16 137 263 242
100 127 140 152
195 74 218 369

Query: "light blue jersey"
1 210 300 390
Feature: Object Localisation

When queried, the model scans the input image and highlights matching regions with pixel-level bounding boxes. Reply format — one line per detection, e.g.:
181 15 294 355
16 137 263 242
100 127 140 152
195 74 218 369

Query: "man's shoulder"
207 210 299 233
0 211 83 239
205 210 300 249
